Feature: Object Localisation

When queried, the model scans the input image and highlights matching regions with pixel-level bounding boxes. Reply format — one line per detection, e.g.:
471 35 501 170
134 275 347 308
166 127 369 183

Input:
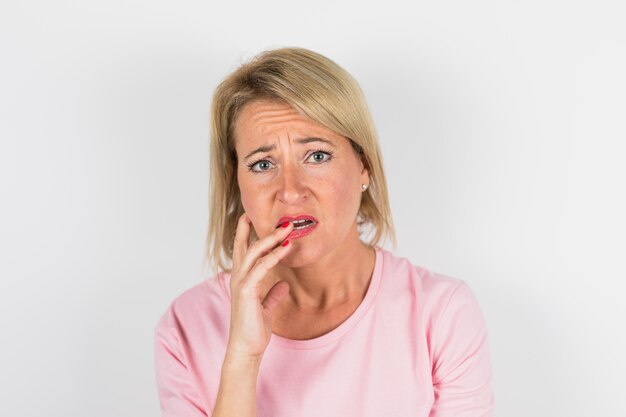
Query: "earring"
361 184 368 191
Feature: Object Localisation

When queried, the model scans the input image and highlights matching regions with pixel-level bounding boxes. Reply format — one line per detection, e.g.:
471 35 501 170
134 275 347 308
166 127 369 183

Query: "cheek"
325 176 361 216
237 170 255 212
238 184 264 238
239 183 257 214
237 174 271 231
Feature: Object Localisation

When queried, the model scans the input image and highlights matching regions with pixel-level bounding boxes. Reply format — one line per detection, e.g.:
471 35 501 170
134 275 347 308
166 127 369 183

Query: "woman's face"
233 99 369 267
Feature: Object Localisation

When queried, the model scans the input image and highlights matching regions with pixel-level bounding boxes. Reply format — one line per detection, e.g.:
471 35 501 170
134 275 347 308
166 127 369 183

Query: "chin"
279 241 327 268
280 237 336 268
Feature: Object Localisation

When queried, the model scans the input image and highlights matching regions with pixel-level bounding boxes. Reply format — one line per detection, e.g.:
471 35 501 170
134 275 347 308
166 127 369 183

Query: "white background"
1 1 624 416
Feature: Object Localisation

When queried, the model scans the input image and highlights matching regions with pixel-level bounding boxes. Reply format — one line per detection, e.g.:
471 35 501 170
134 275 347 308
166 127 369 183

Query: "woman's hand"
225 212 294 361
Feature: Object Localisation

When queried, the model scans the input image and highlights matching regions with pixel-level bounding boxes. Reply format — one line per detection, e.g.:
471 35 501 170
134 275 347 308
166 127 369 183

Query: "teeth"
277 219 316 228
286 219 316 230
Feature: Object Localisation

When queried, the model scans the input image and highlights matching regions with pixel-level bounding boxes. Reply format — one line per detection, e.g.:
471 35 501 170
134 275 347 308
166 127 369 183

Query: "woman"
154 47 494 417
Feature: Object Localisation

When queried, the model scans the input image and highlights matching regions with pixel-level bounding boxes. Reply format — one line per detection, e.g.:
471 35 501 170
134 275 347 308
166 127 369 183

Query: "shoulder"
377 248 489 356
376 247 486 337
377 247 471 308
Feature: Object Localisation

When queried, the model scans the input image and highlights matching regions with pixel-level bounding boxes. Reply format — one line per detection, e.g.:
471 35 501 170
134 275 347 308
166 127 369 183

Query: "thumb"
262 281 290 314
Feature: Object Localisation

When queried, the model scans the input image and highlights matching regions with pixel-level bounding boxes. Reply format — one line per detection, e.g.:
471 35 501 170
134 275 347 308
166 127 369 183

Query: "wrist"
222 350 263 372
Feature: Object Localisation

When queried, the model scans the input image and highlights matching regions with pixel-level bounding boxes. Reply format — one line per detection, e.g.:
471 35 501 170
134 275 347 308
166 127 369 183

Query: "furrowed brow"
243 137 335 161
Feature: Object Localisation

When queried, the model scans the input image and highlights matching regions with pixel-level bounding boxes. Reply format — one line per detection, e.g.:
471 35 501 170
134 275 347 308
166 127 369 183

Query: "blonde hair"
205 47 396 273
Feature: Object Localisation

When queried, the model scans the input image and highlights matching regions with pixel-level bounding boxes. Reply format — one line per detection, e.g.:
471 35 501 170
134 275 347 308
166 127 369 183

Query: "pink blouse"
154 246 494 416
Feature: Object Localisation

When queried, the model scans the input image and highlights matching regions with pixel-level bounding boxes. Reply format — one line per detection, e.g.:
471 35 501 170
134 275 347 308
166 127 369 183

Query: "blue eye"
246 148 334 173
247 160 273 172
308 150 332 163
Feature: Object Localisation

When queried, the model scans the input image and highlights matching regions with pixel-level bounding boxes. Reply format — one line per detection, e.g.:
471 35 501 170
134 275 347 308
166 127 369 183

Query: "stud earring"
361 184 368 191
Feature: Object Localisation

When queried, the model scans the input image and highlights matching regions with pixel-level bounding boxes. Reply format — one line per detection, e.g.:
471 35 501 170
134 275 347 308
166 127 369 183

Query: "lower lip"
287 222 318 240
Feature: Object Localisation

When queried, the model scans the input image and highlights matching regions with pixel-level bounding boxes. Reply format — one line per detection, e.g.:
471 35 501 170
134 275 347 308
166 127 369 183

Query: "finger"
232 212 251 269
238 221 293 279
262 280 290 314
243 238 292 291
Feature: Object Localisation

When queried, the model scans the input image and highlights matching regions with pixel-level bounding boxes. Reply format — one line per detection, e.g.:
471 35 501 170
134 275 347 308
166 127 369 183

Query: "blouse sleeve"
154 309 209 417
428 281 495 417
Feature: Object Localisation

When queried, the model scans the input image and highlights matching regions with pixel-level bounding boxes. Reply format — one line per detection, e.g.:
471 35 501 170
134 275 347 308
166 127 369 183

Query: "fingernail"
281 222 290 228
282 240 290 247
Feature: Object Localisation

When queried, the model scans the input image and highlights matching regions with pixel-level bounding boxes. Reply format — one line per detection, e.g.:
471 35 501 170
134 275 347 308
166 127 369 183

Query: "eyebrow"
243 137 336 161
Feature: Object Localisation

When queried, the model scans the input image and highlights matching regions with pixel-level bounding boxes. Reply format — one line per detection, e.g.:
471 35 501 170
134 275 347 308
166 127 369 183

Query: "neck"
268 227 376 314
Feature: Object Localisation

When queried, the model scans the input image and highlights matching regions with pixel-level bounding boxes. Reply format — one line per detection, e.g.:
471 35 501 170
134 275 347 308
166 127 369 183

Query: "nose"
277 162 307 205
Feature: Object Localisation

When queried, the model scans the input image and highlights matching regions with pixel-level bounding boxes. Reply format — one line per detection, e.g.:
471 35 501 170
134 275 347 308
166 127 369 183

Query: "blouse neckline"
220 245 384 350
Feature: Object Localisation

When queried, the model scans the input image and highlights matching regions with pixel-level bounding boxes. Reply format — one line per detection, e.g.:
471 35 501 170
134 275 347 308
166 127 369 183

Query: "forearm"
211 352 262 417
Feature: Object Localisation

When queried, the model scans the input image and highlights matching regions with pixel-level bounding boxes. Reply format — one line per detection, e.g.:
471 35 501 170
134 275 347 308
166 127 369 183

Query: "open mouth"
276 214 318 240
275 219 317 230
275 217 319 239
289 219 316 230
286 220 318 239
275 217 318 229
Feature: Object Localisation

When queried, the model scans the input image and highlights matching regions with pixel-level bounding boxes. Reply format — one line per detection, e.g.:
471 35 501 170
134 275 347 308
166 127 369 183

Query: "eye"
245 149 334 174
246 159 274 172
307 149 334 164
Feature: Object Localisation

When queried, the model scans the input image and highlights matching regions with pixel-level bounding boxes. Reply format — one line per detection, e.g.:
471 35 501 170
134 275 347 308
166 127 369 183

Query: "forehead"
233 100 338 147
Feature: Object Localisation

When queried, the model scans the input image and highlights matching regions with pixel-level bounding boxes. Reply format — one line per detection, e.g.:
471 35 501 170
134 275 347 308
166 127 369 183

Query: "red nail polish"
281 222 290 228
282 240 289 247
